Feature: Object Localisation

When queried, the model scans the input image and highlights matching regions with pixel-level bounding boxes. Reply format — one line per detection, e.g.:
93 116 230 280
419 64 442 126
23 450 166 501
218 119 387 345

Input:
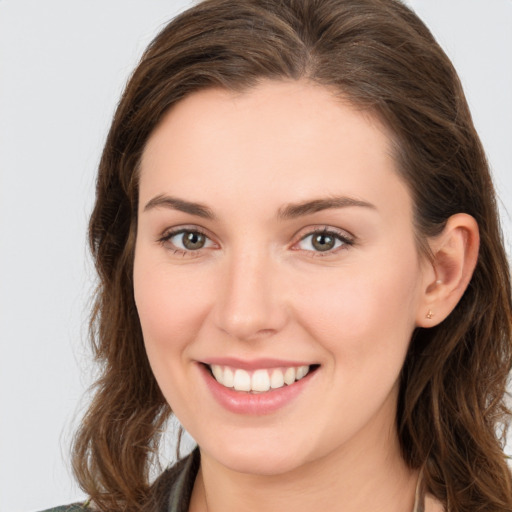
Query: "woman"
44 0 512 511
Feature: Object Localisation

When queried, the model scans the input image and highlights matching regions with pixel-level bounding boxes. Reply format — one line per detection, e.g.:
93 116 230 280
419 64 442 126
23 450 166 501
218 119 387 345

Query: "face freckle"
133 80 428 477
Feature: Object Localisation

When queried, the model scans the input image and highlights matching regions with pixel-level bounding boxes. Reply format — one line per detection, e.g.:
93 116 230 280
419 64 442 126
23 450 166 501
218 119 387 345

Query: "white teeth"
233 369 251 391
284 367 296 385
252 369 271 392
223 367 234 388
211 364 223 382
209 364 312 392
296 365 309 379
270 368 285 389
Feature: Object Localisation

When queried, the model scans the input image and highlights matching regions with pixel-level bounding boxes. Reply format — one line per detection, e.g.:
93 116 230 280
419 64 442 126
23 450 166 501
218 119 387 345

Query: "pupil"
312 233 334 251
183 231 205 250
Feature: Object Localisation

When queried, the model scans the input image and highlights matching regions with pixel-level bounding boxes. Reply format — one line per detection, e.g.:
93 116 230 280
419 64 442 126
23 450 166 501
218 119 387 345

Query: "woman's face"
134 80 429 475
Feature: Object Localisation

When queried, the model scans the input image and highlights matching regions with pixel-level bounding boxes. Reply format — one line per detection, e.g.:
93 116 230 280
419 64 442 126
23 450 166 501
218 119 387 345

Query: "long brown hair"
72 0 512 510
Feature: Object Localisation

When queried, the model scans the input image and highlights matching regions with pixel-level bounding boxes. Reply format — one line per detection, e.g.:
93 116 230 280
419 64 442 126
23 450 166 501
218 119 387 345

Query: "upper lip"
200 357 315 370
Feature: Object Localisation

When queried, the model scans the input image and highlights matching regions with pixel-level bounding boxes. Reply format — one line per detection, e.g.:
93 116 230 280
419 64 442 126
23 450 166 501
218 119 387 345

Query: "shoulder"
36 450 200 512
37 505 89 512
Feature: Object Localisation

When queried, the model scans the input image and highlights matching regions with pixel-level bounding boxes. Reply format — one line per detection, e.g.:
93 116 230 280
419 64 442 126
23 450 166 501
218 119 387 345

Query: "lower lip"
198 363 317 415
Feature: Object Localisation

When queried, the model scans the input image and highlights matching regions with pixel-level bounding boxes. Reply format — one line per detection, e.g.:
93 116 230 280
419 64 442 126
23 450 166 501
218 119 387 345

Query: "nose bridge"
214 244 286 341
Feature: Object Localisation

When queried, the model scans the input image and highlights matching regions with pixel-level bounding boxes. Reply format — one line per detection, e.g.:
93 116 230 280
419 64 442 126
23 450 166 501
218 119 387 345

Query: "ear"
416 213 479 327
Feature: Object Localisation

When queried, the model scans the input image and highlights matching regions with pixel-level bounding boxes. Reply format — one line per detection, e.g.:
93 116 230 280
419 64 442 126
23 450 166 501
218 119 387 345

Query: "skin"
133 80 469 512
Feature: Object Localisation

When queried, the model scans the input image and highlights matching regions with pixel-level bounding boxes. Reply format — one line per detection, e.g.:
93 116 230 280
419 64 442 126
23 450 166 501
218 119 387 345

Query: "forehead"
139 80 411 222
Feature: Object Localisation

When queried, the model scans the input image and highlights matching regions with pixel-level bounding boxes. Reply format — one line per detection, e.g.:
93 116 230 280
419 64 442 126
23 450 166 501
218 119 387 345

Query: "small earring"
426 310 434 319
435 279 442 285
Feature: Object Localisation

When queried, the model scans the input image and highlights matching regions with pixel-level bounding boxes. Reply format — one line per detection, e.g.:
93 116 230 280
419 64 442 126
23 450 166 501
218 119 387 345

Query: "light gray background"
1 1 511 511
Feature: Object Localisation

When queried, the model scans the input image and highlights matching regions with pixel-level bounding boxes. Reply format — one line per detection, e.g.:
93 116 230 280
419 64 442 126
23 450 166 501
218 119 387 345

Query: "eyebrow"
277 196 376 219
143 194 375 220
143 194 216 219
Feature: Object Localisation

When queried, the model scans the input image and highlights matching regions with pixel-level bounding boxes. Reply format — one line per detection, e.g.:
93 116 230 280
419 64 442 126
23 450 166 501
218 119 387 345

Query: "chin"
217 447 306 476
197 431 313 476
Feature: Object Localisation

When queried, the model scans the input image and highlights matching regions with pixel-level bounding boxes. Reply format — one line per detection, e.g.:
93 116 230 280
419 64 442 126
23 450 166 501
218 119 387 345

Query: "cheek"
133 253 213 357
290 251 422 364
133 252 218 414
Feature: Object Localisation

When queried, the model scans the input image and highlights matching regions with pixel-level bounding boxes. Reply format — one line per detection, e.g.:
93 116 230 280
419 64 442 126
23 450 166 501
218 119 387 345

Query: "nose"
213 249 288 341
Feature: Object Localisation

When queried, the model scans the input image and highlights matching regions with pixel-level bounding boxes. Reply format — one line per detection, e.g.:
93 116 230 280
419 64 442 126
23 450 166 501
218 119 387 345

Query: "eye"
159 228 215 253
295 228 353 254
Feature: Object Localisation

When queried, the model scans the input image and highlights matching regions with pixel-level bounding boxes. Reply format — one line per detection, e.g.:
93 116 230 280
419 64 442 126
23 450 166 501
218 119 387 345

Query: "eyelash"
294 227 354 257
158 226 213 258
157 226 355 258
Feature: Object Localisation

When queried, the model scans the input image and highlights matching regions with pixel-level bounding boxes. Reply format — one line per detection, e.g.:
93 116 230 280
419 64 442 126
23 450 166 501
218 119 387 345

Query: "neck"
189 420 418 512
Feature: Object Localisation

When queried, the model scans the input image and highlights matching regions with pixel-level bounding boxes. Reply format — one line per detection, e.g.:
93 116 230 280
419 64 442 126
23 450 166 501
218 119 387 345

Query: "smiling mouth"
205 364 320 393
